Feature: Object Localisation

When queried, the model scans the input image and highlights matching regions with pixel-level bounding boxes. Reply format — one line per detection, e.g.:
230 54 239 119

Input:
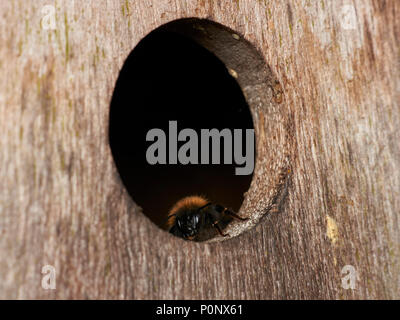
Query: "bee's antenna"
197 202 212 212
164 213 177 230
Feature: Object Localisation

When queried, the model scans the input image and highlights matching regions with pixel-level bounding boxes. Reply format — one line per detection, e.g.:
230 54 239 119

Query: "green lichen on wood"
64 12 70 63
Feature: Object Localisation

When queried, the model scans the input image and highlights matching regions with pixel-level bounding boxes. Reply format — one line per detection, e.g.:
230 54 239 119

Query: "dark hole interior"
109 27 254 229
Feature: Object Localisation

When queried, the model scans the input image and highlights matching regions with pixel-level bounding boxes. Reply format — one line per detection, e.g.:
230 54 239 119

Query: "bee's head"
168 196 210 240
174 211 201 240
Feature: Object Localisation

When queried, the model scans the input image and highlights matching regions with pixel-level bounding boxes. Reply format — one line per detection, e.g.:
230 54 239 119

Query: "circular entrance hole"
109 18 291 242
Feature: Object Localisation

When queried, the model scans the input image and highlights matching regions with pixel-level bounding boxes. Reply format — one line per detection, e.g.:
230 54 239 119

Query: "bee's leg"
203 207 229 237
214 204 248 221
213 221 229 237
223 209 249 221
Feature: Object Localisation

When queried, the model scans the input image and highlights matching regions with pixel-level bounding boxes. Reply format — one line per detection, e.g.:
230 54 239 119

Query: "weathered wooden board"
0 0 398 299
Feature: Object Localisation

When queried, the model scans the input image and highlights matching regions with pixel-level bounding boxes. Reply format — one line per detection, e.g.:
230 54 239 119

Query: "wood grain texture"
0 0 399 299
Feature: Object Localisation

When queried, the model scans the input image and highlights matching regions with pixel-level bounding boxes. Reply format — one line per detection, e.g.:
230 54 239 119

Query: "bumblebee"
166 195 248 241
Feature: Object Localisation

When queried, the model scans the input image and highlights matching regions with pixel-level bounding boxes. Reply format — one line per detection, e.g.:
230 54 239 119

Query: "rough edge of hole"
137 18 293 243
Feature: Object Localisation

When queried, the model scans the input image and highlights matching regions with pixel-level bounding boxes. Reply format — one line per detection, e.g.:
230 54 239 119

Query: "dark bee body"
167 196 248 241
